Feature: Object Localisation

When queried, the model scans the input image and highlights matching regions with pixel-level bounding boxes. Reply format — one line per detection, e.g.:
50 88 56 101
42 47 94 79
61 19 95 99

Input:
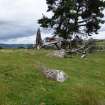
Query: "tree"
38 0 105 39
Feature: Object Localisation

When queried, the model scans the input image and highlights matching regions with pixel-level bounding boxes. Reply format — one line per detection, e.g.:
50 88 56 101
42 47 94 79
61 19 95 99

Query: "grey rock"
53 49 65 58
39 66 68 82
81 54 86 58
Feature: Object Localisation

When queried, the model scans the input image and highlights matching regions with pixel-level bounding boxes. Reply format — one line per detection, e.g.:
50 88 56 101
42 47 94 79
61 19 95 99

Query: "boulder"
39 66 68 82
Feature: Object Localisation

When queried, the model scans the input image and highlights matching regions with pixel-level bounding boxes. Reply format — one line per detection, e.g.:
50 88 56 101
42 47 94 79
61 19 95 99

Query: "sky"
0 0 105 44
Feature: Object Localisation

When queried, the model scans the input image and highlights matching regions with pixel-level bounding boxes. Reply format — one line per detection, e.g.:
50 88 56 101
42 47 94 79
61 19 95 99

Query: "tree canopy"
38 0 105 39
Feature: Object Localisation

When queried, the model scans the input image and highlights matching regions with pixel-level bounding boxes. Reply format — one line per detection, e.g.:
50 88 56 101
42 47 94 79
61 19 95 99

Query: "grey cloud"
0 20 39 40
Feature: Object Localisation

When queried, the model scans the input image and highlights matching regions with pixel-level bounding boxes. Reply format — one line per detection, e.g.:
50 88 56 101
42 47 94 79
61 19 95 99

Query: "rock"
53 49 65 58
56 70 68 82
39 66 68 82
81 51 87 58
36 45 41 50
81 54 86 58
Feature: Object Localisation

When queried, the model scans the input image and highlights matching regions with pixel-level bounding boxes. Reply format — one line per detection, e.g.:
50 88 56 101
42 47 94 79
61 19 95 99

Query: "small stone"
81 54 86 58
56 70 68 82
40 102 46 105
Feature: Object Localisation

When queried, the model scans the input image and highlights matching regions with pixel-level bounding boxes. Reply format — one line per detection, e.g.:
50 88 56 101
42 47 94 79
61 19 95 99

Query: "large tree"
38 0 105 39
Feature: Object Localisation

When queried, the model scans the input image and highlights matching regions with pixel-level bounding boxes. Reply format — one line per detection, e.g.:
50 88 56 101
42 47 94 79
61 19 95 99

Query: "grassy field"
0 49 105 105
96 40 105 46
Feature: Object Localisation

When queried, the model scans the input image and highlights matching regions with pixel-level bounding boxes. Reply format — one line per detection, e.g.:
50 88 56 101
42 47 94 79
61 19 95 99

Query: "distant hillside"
0 44 33 49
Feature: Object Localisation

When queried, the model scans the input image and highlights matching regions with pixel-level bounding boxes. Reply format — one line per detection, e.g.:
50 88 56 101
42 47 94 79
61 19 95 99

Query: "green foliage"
38 0 105 38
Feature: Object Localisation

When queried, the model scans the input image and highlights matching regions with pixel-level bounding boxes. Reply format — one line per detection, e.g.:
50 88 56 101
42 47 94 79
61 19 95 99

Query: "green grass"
96 40 105 46
0 49 105 105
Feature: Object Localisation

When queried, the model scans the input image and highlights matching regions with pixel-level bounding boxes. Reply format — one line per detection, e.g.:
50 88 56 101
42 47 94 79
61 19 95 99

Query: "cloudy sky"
0 0 105 44
0 0 50 44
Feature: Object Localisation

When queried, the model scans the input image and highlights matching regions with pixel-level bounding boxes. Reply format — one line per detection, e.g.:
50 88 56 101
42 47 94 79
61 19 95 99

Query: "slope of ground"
0 49 105 105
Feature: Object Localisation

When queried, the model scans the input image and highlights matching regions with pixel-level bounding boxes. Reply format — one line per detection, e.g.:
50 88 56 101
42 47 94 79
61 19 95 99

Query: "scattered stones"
52 49 66 58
